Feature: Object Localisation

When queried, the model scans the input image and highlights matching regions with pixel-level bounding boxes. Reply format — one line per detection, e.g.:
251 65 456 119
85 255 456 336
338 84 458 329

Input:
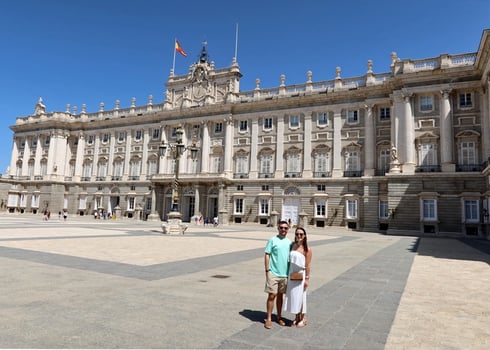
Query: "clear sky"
1 0 489 174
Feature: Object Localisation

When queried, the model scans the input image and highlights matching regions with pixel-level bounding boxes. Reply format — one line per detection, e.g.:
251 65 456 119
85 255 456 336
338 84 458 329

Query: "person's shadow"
239 309 292 324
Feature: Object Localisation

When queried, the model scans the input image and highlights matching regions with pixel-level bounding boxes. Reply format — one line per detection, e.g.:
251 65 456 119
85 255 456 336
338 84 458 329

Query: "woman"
283 226 312 327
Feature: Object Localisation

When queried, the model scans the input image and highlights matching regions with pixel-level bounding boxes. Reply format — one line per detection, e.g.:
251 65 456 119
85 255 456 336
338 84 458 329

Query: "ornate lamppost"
158 125 198 233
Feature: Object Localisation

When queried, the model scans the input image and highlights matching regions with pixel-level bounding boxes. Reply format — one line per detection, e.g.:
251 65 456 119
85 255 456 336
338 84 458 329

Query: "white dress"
283 250 307 314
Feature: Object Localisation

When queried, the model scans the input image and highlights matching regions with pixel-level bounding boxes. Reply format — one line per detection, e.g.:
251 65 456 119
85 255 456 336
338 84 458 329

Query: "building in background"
2 30 490 237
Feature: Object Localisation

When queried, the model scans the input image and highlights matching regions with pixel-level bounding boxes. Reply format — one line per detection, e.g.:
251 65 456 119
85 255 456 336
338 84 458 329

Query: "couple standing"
264 220 313 329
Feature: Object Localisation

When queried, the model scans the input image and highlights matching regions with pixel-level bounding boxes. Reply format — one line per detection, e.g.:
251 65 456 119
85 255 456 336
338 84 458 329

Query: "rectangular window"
460 141 476 165
87 135 94 145
31 194 39 208
317 113 328 126
422 199 437 220
315 153 329 173
135 130 142 141
347 110 359 124
317 184 325 191
146 198 152 211
148 159 157 175
260 155 273 174
421 144 437 166
235 198 244 214
78 196 87 210
286 153 301 172
264 118 273 129
118 132 125 142
459 93 472 108
128 197 135 211
262 185 269 191
464 200 479 222
45 136 51 146
235 156 249 174
152 129 160 140
215 122 223 133
379 107 391 121
236 185 243 191
289 115 299 128
211 156 222 173
346 200 358 219
420 96 433 111
260 199 269 215
379 149 391 172
239 120 248 132
316 200 326 217
345 151 359 171
102 133 109 143
379 200 389 219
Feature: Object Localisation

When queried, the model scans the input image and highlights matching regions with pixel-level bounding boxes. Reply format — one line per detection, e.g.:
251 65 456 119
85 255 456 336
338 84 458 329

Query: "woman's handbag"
289 272 303 280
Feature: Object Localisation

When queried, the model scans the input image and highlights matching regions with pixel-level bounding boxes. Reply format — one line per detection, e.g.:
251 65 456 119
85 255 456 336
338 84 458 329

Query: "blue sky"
0 0 489 174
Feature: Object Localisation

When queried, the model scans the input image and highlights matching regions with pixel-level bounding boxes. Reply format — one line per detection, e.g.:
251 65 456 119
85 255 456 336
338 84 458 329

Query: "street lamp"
158 125 199 221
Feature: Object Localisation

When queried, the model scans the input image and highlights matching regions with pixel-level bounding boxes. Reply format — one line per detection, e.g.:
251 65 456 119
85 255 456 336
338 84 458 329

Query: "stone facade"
3 33 490 237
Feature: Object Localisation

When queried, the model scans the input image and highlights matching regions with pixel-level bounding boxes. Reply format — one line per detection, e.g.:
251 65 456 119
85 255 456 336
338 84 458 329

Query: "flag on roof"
175 40 187 57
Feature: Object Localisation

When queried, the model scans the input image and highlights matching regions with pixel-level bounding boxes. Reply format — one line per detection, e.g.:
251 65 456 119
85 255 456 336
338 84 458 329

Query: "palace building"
3 29 490 237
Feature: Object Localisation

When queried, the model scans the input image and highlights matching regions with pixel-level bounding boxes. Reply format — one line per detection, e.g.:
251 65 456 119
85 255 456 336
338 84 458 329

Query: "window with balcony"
259 154 274 176
286 152 301 176
235 155 249 176
314 151 330 177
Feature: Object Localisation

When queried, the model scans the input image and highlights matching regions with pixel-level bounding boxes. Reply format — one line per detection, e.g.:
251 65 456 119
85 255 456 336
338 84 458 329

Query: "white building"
3 30 490 237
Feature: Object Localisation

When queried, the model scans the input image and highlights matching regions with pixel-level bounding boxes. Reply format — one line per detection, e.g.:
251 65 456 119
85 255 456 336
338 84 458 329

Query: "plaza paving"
0 213 488 349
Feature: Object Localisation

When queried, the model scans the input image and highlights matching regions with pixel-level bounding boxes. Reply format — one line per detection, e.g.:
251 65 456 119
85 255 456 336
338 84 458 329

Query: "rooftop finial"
199 41 208 63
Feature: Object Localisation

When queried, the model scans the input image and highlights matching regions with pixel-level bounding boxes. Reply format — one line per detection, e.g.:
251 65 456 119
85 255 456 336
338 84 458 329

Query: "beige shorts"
264 273 287 294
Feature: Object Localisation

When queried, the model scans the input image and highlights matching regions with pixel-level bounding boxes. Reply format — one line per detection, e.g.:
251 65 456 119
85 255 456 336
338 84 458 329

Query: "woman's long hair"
295 227 308 254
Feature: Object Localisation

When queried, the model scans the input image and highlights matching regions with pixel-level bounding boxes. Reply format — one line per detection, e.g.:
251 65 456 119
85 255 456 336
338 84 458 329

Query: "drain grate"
211 274 230 279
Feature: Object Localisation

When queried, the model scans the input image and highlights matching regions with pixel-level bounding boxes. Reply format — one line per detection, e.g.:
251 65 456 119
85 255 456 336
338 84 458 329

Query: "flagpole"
234 23 239 61
172 38 177 74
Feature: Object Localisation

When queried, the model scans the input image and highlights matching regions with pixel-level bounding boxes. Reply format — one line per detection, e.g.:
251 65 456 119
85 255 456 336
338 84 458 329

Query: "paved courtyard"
0 213 489 349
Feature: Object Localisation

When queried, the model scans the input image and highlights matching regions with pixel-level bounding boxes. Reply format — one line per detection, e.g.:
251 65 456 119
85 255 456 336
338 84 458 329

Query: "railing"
343 170 364 177
284 172 302 178
111 176 122 181
128 176 139 181
375 168 389 176
313 171 331 178
96 176 105 181
456 164 484 172
233 173 249 179
415 165 441 173
64 176 72 181
81 177 91 181
258 173 274 178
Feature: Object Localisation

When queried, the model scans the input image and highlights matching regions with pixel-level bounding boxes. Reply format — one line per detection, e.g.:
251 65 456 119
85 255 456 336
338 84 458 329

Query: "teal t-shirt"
264 235 291 277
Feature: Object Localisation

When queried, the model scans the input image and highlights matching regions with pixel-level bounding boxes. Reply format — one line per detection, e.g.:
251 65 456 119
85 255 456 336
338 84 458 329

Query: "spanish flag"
175 40 187 57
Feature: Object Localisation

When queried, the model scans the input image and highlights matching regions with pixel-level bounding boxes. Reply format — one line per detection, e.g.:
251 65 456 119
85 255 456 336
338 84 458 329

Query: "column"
364 105 375 176
201 121 210 173
223 116 233 177
141 128 149 179
123 131 132 179
249 118 259 178
440 90 455 172
92 134 100 177
33 135 42 176
107 131 116 180
483 79 490 160
74 133 85 180
332 109 343 177
179 124 187 174
194 187 200 217
9 137 19 176
274 115 284 178
402 92 415 173
302 112 312 178
159 126 168 174
21 137 31 176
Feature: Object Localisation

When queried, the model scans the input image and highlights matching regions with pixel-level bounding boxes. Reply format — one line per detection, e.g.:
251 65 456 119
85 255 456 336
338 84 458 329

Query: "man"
264 220 291 329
